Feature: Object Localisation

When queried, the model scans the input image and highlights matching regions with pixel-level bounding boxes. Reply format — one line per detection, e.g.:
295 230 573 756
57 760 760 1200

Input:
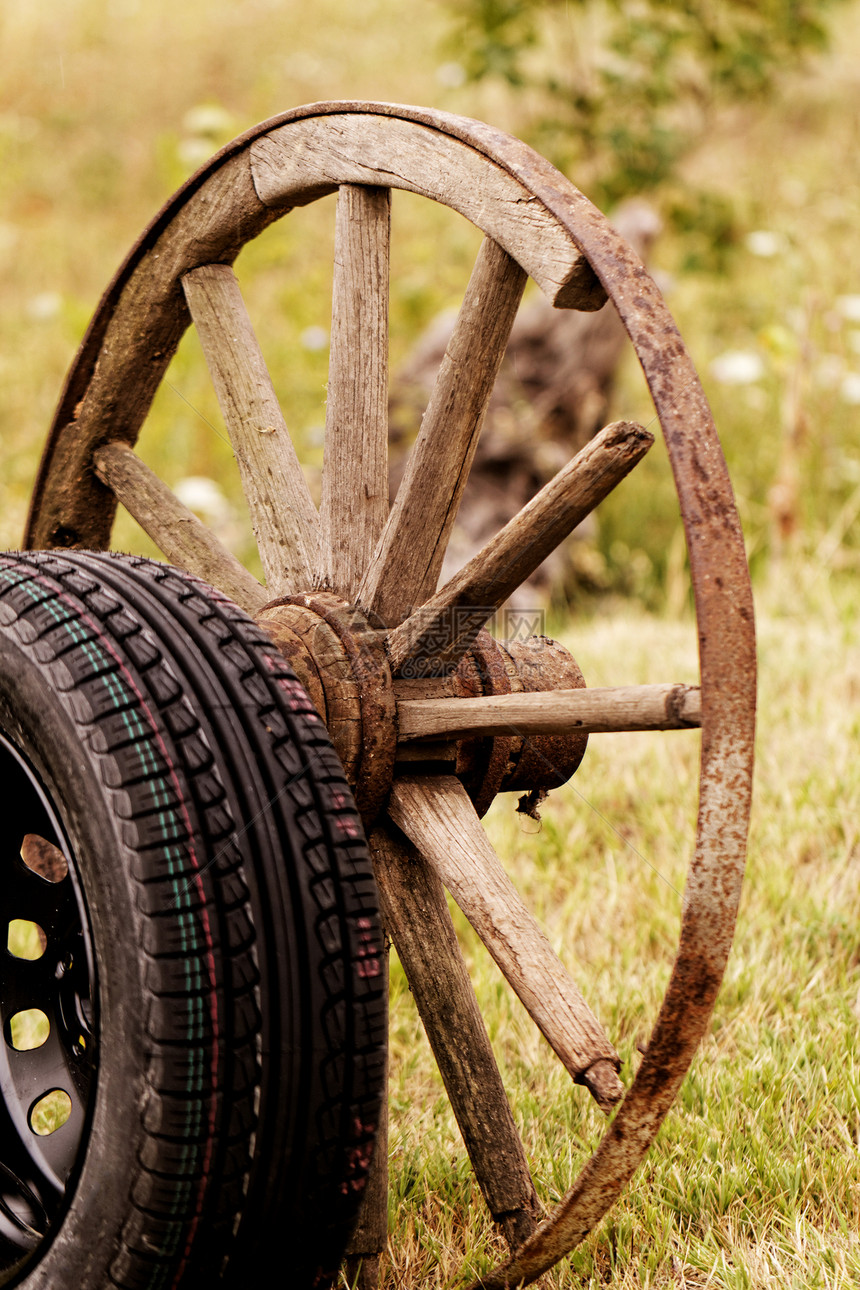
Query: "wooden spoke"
358 238 527 625
386 420 653 673
388 775 624 1113
181 264 320 595
397 683 702 742
369 825 542 1248
93 441 267 613
319 185 391 598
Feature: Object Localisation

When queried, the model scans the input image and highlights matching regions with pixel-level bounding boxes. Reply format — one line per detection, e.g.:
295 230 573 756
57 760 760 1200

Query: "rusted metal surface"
497 636 588 794
455 159 757 1290
452 633 592 814
453 630 515 818
24 101 603 554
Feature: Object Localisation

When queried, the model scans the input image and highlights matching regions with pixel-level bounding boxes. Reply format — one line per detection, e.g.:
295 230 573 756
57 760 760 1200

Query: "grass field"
1 2 859 1286
383 578 860 1287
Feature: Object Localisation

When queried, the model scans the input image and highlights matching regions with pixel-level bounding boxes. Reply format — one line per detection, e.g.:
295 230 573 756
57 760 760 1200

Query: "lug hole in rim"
20 834 68 883
8 1009 50 1052
29 1090 73 1137
7 919 47 960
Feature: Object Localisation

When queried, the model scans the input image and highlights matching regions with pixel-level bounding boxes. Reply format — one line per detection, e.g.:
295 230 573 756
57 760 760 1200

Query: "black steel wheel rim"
0 731 97 1271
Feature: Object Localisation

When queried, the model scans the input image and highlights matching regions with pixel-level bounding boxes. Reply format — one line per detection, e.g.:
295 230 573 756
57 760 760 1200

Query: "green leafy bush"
444 0 841 206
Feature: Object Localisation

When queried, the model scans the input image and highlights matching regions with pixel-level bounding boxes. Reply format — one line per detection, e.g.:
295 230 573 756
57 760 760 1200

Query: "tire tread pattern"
0 551 385 1290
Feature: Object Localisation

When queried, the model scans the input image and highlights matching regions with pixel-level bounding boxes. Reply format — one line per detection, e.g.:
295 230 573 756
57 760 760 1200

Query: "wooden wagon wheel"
24 102 756 1288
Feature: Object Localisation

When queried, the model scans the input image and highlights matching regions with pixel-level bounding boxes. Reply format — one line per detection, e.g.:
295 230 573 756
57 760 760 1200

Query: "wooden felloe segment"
181 264 320 594
319 185 391 598
397 683 703 742
358 239 527 624
26 152 282 554
388 776 624 1112
386 421 653 673
369 826 542 1249
92 441 267 613
250 113 606 311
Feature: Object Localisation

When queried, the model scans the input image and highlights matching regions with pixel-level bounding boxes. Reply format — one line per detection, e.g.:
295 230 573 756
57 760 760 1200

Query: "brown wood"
358 239 526 624
253 609 328 719
387 205 663 609
387 776 624 1112
343 1250 380 1289
492 636 589 797
92 441 267 613
386 421 653 673
28 151 279 553
397 683 702 742
181 264 320 595
250 112 605 311
369 825 542 1248
319 185 391 598
259 593 397 829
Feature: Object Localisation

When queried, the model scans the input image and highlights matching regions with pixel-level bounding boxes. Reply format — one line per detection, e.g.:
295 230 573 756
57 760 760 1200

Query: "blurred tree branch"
443 1 841 226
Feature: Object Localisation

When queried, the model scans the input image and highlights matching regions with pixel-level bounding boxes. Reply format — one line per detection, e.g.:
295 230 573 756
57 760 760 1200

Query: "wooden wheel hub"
395 629 589 820
258 594 589 828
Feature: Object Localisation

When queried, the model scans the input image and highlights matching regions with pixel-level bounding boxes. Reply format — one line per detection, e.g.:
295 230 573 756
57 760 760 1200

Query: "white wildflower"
174 476 232 521
436 62 466 88
710 350 765 385
27 292 61 321
182 104 234 138
300 326 329 352
745 230 785 258
836 295 860 323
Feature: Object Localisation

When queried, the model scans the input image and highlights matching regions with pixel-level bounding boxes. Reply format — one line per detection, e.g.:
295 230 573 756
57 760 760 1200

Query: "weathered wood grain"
397 683 702 742
319 185 390 597
93 441 267 613
250 113 605 311
181 264 319 595
388 776 623 1112
28 151 279 552
386 420 653 673
358 238 526 624
369 825 542 1248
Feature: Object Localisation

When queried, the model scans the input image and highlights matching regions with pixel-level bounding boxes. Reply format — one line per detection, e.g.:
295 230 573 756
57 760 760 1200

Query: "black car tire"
0 550 385 1289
